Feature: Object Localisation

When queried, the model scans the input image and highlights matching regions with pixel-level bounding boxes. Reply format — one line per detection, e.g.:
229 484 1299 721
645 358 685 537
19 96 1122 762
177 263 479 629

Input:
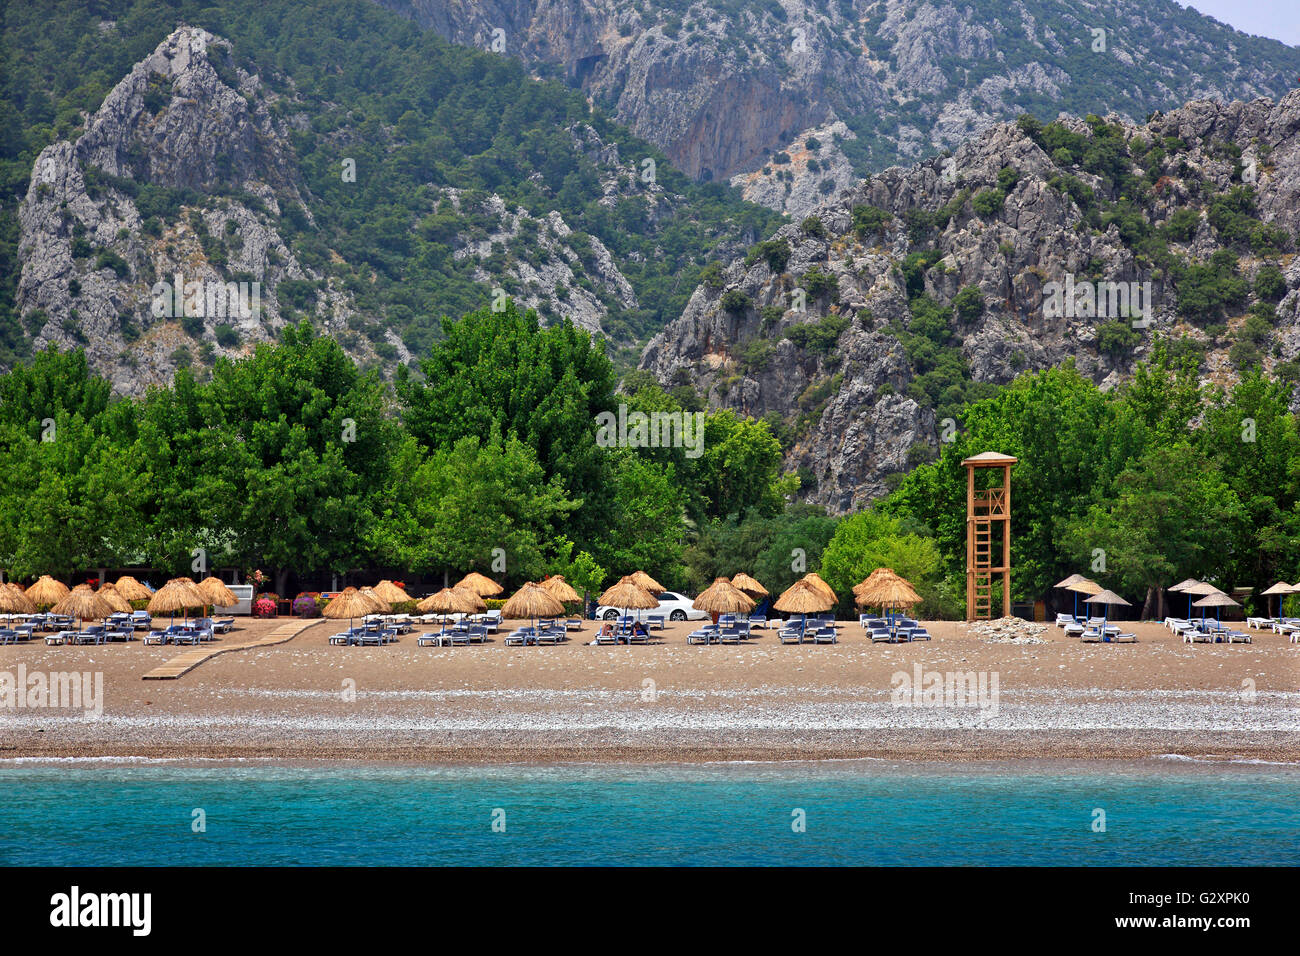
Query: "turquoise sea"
1 759 1296 866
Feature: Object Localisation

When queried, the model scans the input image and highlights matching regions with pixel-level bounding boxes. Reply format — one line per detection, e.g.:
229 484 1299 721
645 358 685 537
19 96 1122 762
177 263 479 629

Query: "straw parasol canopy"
416 586 485 615
95 582 134 614
371 580 413 605
0 583 36 617
799 572 837 604
1260 581 1297 617
358 587 392 614
323 586 387 633
148 577 209 623
692 578 756 620
501 582 565 621
774 579 833 615
627 570 665 594
1182 581 1222 596
1168 578 1201 593
538 574 581 604
1054 573 1090 589
52 584 114 628
599 578 659 611
730 572 768 599
1192 591 1239 608
25 575 70 607
1065 578 1105 595
454 572 504 598
855 569 922 610
113 575 153 601
197 576 238 609
1084 590 1131 608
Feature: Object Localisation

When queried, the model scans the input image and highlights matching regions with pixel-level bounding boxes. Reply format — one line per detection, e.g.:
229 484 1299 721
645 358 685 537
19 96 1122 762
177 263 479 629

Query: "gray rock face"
16 26 386 394
641 92 1300 512
729 119 861 220
380 0 1300 183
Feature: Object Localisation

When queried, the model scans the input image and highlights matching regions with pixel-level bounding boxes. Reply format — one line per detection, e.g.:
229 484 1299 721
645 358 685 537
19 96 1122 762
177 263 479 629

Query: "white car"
594 591 709 622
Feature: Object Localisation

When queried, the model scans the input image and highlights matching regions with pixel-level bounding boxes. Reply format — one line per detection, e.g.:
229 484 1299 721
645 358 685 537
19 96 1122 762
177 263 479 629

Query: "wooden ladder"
972 517 993 619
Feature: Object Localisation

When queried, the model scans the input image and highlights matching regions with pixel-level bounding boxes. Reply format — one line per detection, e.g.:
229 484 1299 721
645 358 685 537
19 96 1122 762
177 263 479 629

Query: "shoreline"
4 730 1299 765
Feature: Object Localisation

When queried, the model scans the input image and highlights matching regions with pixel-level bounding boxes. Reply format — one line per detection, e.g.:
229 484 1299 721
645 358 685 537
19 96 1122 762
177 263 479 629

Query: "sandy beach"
2 617 1297 764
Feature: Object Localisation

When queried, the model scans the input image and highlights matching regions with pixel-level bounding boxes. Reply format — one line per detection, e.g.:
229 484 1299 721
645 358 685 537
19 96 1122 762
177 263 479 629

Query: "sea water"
0 759 1296 866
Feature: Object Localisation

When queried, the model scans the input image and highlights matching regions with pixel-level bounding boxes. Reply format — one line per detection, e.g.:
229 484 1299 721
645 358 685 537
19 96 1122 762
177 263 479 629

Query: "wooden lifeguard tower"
963 452 1016 620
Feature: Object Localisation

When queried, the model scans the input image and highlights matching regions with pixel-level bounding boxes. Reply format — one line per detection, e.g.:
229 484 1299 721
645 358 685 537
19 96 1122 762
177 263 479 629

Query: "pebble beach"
2 616 1297 764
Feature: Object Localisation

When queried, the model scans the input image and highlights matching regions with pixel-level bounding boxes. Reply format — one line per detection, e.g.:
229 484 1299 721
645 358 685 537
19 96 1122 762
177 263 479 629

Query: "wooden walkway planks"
141 618 319 680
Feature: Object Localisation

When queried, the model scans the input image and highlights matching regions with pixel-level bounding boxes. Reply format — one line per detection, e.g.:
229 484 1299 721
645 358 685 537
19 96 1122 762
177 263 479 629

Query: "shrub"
1255 264 1286 302
1096 320 1140 357
292 594 320 617
851 204 891 238
744 239 791 272
801 215 827 238
953 286 984 323
971 188 1005 217
800 266 839 301
720 289 753 313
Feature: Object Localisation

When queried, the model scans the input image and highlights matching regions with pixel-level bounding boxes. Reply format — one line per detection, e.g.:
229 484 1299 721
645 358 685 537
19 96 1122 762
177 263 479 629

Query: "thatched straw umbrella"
372 580 413 605
1192 589 1238 625
1179 580 1222 620
95 582 134 615
1259 581 1295 619
358 587 393 620
0 582 36 625
693 577 755 628
501 582 565 640
417 586 485 615
148 577 208 627
323 586 388 634
113 575 153 602
538 574 581 605
799 572 837 605
455 572 504 598
855 569 922 622
1054 572 1090 619
25 575 70 609
417 586 485 634
197 576 238 610
1083 589 1131 633
599 578 659 628
628 570 665 594
730 572 768 600
1062 576 1105 620
774 580 833 639
52 584 114 633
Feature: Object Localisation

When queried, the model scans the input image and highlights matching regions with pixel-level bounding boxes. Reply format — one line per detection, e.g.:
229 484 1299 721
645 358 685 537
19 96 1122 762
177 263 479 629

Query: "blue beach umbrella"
1260 581 1296 620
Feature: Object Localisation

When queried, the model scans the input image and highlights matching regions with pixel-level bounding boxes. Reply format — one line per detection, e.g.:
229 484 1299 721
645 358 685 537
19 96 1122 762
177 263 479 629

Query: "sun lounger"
1110 632 1137 643
869 628 893 643
565 618 584 631
718 628 744 644
1245 617 1274 630
504 630 538 646
813 627 837 644
1183 629 1212 643
1224 630 1252 643
1056 613 1076 628
777 629 803 645
43 633 67 645
908 626 932 641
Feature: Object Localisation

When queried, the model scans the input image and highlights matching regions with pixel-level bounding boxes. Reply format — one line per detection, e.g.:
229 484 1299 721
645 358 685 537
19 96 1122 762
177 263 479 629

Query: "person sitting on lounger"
632 621 648 641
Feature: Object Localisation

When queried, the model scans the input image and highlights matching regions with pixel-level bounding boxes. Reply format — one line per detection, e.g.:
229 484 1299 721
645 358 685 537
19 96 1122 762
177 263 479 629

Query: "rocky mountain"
16 27 375 393
640 93 1300 512
5 4 777 391
378 0 1300 206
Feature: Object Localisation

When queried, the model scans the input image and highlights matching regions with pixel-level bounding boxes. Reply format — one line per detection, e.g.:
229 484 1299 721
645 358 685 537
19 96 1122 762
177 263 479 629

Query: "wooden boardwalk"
141 618 319 680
